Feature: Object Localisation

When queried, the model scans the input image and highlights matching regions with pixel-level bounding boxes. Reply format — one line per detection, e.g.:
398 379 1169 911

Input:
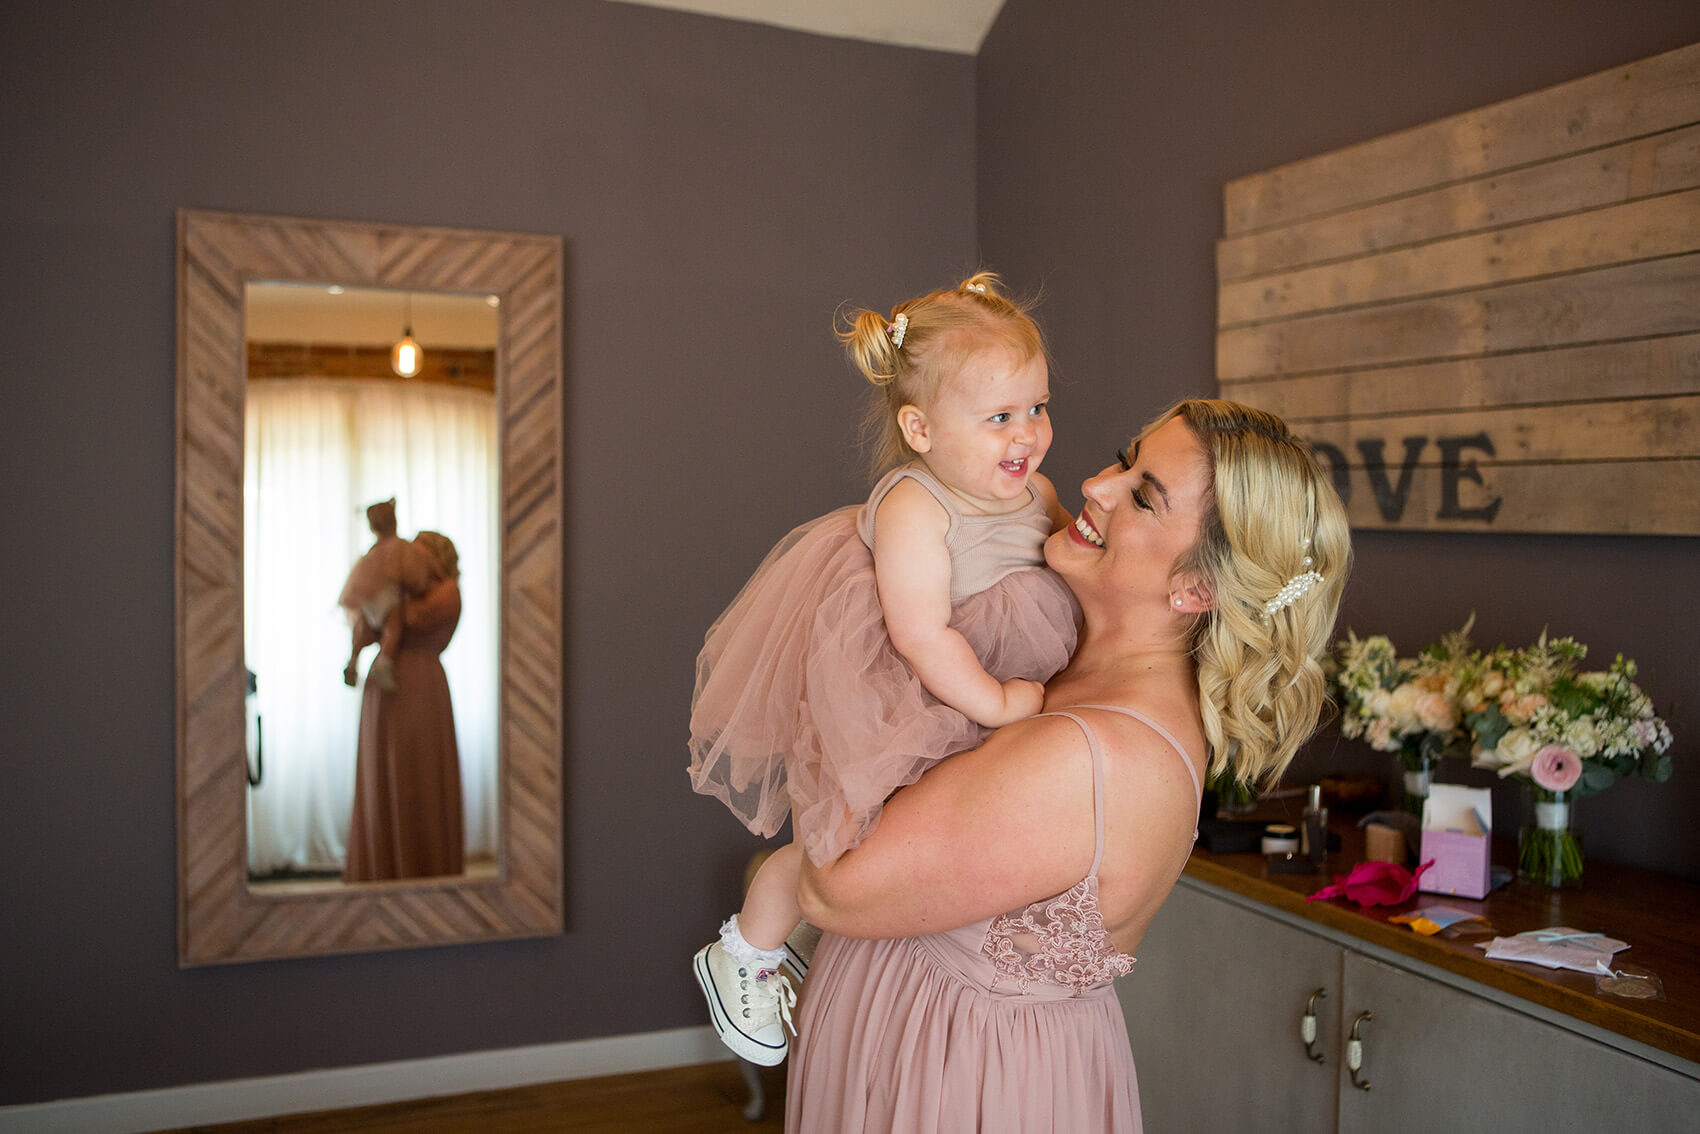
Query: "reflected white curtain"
245 378 499 875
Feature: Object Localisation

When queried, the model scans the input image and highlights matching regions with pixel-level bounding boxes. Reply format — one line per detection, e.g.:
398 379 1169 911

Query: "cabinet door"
1118 881 1343 1132
1337 952 1700 1134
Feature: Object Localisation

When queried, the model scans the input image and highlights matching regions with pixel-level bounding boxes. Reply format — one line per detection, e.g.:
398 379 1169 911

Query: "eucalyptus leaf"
1580 763 1618 795
1467 707 1509 752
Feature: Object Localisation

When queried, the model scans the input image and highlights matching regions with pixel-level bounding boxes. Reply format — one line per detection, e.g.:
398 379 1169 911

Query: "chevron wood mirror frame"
176 209 564 964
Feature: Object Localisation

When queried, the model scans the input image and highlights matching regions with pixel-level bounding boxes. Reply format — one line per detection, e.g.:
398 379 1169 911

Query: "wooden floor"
164 1062 788 1133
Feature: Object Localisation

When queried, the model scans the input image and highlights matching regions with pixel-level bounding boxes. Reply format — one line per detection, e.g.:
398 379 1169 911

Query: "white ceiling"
246 282 500 349
603 0 1007 54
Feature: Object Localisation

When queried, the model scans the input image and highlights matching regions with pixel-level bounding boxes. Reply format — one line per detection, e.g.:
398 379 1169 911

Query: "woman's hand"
403 579 462 631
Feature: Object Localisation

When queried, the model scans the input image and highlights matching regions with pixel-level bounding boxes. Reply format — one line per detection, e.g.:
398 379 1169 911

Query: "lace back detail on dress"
979 704 1201 996
982 875 1135 995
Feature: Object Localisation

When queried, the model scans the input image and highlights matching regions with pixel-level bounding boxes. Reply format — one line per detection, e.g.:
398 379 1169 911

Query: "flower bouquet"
1463 633 1674 888
1331 625 1472 814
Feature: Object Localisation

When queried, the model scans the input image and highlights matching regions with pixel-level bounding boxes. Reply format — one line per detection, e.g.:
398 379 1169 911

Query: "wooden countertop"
1184 805 1700 1066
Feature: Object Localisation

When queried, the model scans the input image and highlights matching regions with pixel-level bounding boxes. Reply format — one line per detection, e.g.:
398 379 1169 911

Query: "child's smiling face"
902 344 1052 516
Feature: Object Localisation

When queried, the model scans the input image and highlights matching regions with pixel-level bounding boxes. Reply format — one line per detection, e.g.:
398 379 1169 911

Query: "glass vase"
1518 786 1583 889
1400 755 1434 818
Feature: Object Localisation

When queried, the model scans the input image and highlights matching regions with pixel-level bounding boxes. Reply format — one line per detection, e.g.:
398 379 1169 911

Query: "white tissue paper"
1477 927 1627 974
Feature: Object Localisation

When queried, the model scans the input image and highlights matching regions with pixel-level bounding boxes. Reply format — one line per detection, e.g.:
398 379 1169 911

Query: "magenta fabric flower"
1531 744 1583 793
1306 860 1433 907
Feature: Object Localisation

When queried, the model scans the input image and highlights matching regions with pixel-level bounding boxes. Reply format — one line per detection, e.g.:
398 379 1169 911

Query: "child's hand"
987 678 1045 727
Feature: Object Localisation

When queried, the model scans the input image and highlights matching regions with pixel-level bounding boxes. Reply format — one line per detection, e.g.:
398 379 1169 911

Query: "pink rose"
1530 745 1582 793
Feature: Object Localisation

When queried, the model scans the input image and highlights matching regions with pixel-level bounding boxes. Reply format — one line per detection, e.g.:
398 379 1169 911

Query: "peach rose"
1414 690 1456 732
1500 692 1548 723
1365 718 1397 752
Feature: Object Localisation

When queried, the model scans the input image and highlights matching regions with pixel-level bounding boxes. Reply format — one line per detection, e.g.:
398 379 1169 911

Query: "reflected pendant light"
391 292 423 377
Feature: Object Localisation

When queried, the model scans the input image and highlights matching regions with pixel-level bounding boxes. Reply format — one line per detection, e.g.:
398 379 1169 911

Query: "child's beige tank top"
856 461 1055 604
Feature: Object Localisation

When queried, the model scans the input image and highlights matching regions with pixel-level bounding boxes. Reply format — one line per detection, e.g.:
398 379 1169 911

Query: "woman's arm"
403 579 461 631
798 714 1098 939
798 711 1203 941
873 479 1043 728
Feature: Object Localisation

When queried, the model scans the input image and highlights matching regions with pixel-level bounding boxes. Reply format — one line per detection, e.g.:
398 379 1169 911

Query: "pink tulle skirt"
687 506 1079 866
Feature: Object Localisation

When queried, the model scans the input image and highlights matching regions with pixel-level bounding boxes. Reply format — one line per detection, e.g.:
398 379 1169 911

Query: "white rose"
1387 684 1422 731
1366 718 1397 752
1563 717 1600 758
1491 728 1542 776
1364 688 1393 718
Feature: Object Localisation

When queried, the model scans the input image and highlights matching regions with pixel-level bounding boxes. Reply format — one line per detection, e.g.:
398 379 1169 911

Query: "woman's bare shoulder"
1050 699 1207 816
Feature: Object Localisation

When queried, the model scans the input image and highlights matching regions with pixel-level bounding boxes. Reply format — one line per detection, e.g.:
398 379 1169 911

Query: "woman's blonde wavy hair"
837 271 1046 479
415 530 459 580
1152 399 1352 791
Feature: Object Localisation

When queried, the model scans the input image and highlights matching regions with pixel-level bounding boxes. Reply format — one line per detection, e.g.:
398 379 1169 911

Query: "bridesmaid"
789 400 1352 1133
344 530 466 882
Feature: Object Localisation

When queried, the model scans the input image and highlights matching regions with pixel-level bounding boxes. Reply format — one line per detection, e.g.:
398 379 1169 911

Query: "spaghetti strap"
1037 704 1205 859
1035 711 1110 876
1072 703 1203 801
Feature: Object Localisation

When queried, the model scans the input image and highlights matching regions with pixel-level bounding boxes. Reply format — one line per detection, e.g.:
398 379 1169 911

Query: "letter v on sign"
1356 437 1426 522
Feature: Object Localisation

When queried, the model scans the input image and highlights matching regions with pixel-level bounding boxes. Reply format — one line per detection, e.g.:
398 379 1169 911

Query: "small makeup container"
1261 823 1300 857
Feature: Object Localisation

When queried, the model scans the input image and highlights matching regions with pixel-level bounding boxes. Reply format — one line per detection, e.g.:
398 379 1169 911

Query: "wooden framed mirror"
176 209 563 965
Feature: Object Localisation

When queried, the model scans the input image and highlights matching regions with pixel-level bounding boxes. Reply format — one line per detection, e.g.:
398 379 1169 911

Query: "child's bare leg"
343 620 373 687
379 602 404 658
368 603 403 693
736 842 803 951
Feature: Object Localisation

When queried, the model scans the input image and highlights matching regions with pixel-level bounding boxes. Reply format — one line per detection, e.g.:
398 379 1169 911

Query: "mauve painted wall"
0 1 973 1106
978 2 1700 879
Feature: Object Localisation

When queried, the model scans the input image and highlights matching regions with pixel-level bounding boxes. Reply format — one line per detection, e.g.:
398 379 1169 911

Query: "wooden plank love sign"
1216 42 1700 535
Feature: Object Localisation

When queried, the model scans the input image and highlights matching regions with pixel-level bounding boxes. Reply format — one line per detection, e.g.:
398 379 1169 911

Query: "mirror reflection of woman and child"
687 272 1352 1130
338 499 465 883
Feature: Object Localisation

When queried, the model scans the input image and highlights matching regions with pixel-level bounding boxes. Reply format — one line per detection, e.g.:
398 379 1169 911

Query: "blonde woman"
789 399 1352 1133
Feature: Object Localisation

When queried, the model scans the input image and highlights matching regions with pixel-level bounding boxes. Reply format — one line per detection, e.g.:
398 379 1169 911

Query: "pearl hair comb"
1264 536 1322 617
887 312 909 349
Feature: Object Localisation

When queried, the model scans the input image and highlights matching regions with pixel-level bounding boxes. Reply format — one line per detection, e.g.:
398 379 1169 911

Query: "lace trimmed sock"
719 915 787 971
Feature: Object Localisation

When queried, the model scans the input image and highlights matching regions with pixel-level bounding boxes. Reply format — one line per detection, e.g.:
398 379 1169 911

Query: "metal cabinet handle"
1300 987 1326 1063
1346 1010 1373 1090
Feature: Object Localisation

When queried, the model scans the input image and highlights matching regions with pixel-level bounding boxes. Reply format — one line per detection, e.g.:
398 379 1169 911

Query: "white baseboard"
0 1026 732 1134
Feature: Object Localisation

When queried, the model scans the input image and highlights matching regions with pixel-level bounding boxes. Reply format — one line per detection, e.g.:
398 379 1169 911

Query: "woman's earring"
1172 596 1184 608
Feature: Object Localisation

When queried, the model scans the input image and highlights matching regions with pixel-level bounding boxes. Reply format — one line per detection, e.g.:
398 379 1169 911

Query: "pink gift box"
1418 829 1491 899
1418 784 1493 900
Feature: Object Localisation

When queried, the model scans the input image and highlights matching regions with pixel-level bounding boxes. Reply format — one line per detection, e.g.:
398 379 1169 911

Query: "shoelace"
742 970 798 1037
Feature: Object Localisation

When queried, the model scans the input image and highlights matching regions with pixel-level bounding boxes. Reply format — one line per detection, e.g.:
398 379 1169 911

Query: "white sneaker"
693 941 796 1066
369 655 398 693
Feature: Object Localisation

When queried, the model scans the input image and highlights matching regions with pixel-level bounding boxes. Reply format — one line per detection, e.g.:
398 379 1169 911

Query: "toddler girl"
339 497 440 693
688 273 1080 1065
